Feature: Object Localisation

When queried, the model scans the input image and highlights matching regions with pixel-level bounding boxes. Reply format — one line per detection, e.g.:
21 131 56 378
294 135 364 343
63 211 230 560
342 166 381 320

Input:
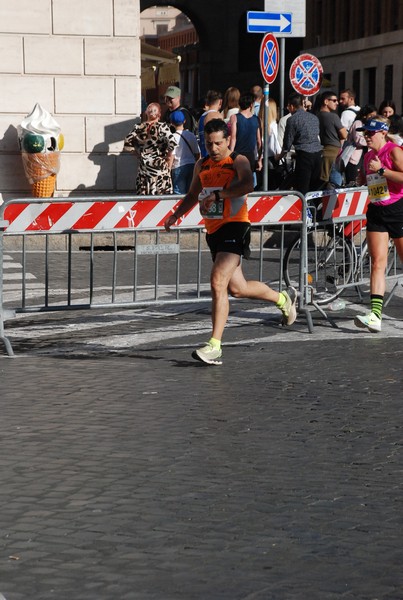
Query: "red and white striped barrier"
306 187 369 220
2 193 303 234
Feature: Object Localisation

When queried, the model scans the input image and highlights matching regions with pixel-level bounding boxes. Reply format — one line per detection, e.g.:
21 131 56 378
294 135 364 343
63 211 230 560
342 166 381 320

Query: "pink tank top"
364 141 403 205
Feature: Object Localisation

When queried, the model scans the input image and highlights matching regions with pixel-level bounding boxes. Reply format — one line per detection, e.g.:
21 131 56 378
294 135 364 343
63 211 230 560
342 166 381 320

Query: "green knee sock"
370 294 383 320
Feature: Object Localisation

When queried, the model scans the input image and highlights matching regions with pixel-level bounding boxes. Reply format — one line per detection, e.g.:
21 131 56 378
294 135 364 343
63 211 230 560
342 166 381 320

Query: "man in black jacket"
277 93 323 195
162 86 196 133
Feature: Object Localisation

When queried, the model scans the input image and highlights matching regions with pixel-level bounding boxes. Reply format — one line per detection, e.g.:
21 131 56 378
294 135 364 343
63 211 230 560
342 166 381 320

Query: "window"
353 70 360 104
156 24 168 35
356 0 365 38
384 65 393 100
375 2 382 34
364 67 376 105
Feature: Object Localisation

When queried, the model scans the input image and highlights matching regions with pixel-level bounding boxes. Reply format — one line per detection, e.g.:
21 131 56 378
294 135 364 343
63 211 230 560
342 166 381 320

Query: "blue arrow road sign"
247 11 292 34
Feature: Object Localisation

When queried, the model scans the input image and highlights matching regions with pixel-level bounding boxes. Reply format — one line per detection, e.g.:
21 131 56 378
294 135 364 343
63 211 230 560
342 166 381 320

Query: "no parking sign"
289 53 323 95
260 33 279 84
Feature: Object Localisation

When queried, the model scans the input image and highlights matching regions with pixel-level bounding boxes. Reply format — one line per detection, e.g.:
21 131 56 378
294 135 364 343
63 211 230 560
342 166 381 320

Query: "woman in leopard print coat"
124 103 177 195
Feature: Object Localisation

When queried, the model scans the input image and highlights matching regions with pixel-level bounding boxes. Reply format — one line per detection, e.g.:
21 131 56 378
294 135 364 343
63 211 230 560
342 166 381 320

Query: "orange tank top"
198 152 249 234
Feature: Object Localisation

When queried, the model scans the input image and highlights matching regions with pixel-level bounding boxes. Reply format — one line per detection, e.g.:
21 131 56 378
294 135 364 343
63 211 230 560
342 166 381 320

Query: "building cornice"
305 29 403 59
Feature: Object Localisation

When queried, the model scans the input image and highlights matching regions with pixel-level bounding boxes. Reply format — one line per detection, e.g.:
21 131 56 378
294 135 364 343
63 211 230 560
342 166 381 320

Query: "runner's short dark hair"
288 92 303 109
204 118 229 138
205 90 222 105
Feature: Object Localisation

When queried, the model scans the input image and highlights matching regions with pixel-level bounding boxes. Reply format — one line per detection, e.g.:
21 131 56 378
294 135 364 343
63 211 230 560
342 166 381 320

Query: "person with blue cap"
170 110 200 194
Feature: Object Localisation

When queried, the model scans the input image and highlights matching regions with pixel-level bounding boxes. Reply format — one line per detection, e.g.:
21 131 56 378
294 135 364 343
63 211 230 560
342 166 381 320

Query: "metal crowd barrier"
0 191 310 357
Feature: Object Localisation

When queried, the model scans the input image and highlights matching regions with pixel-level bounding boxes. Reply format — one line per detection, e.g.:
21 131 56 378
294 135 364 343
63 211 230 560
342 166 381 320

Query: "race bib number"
198 187 224 219
367 173 390 203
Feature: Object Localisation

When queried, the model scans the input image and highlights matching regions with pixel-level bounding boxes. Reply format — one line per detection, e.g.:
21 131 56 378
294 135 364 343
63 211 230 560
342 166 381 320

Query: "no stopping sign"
289 53 323 95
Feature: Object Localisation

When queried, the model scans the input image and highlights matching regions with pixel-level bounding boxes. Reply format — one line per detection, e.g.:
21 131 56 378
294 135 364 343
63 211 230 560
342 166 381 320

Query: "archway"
140 0 266 105
140 5 200 109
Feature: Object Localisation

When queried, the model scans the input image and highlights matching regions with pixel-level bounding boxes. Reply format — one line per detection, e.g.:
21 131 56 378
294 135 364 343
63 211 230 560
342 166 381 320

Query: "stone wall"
0 0 141 200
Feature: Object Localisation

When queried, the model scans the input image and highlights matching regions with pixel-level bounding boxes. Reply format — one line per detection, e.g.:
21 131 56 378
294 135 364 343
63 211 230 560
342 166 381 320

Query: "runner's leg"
228 264 280 303
367 230 390 295
210 252 242 341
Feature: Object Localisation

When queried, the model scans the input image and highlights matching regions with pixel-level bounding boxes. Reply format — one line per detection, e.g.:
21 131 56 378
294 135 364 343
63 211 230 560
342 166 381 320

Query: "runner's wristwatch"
377 167 385 176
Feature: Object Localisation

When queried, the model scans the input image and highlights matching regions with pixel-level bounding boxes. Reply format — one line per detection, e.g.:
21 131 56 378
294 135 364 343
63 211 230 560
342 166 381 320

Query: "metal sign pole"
259 33 279 191
263 83 269 191
280 38 285 115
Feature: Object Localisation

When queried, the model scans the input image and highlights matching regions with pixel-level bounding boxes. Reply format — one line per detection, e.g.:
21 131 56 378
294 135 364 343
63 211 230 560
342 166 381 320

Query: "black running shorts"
366 197 403 239
206 222 251 261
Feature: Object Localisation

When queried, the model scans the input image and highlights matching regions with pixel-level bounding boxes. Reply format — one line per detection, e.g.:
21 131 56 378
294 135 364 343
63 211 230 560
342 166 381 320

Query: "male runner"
164 119 297 365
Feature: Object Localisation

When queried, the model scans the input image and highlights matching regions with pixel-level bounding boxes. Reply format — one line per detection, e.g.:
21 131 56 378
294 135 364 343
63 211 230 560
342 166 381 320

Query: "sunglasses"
363 130 380 137
328 98 338 103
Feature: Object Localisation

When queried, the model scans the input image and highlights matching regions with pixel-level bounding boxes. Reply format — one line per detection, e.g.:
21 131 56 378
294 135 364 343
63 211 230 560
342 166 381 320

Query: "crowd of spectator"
124 84 403 196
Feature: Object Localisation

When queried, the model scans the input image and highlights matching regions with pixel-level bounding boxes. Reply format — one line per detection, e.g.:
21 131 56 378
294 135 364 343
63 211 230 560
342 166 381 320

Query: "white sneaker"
354 312 381 333
192 342 223 365
280 287 297 326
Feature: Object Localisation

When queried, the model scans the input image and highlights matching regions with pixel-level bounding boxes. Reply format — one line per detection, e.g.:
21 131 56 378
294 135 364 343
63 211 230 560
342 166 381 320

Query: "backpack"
180 106 197 135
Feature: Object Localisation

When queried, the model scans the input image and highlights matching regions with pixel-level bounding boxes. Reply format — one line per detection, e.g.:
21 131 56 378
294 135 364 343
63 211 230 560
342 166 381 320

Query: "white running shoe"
192 342 223 365
280 286 297 326
354 312 381 333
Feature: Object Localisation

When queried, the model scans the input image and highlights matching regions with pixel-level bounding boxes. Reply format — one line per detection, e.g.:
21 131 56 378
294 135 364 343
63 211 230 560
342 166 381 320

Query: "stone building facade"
304 0 403 111
0 0 142 200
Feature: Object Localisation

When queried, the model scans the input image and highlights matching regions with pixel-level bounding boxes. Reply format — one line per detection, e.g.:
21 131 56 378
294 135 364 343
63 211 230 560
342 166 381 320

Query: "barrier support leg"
0 220 14 357
311 301 339 329
0 333 14 357
384 277 403 309
299 305 314 333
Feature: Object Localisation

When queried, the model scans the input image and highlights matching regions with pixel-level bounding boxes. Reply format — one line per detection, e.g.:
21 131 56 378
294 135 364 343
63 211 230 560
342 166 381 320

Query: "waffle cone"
21 151 60 185
31 174 56 198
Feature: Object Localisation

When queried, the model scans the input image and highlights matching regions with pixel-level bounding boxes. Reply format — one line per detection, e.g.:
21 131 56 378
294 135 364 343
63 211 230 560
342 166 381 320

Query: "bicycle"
282 203 397 305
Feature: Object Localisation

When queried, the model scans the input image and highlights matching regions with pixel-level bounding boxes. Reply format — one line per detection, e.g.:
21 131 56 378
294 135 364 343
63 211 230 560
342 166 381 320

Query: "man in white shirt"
198 90 223 157
339 88 360 131
251 85 263 116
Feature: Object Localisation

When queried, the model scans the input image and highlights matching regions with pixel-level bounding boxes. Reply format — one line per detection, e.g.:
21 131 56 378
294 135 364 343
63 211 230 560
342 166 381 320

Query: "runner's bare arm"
200 153 254 213
228 153 254 196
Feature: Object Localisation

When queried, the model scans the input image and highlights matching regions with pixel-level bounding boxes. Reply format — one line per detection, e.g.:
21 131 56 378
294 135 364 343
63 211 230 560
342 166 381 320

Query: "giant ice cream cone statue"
18 104 64 197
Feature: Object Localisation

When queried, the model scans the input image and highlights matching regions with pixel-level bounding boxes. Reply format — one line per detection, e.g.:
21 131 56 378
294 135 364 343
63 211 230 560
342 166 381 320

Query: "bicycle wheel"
283 229 354 305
